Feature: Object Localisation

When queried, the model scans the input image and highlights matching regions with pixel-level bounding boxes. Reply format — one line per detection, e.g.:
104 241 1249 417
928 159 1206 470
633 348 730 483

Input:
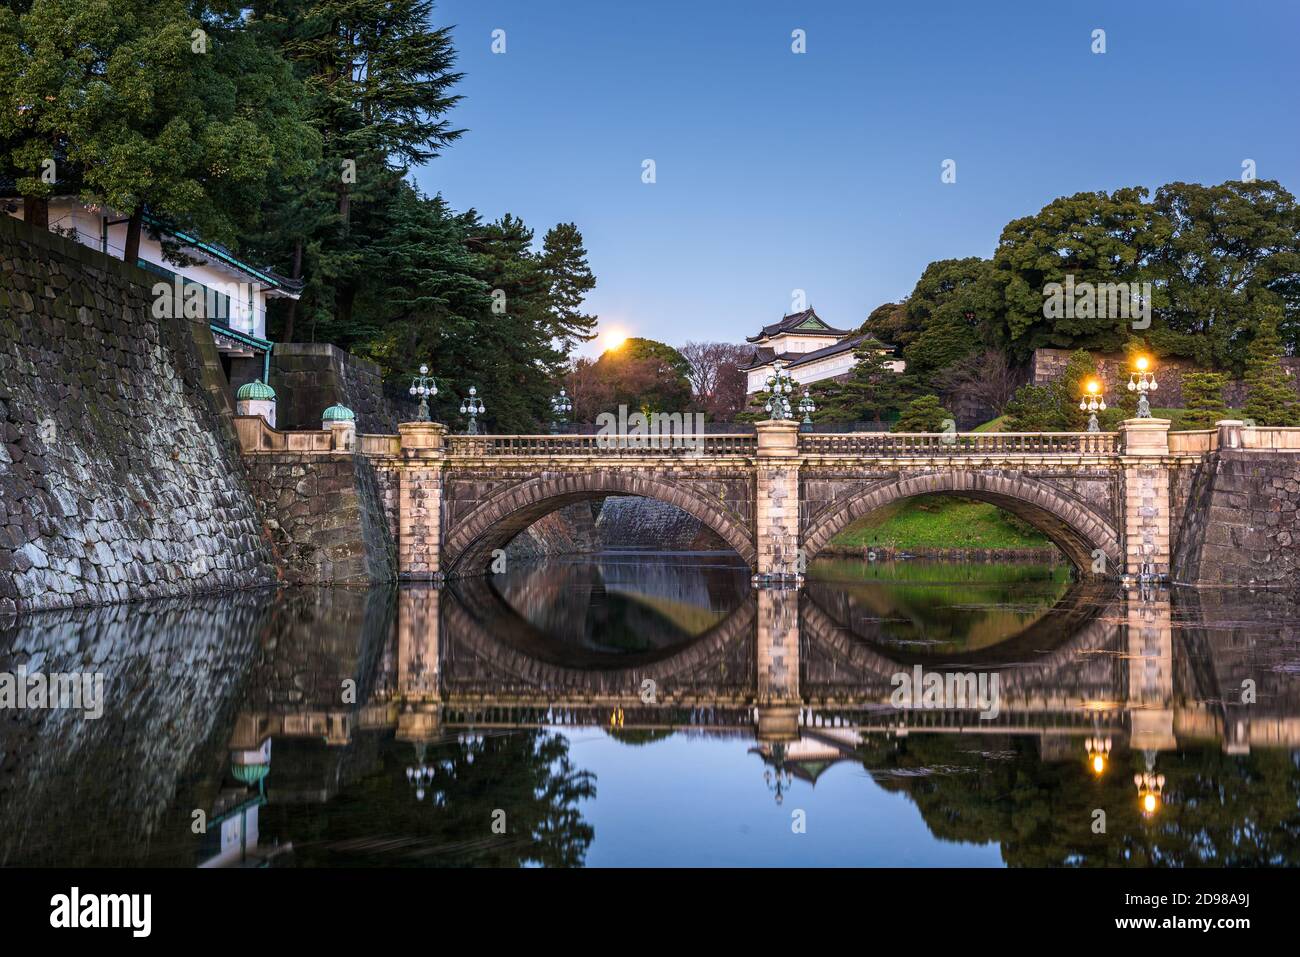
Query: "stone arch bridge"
362 418 1189 583
236 415 1300 586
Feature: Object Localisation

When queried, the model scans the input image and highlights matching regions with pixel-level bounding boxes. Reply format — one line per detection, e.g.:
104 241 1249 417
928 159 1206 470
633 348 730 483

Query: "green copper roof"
322 404 356 422
236 378 276 401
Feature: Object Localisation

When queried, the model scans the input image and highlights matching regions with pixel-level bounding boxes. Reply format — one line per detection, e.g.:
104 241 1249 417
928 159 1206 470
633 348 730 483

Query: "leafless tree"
680 341 753 420
932 349 1021 416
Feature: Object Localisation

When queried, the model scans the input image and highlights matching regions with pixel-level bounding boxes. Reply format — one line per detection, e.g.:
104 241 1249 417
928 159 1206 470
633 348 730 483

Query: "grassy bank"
827 496 1053 551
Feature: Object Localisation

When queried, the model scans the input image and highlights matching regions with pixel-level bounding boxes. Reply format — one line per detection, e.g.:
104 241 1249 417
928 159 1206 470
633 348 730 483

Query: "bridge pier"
755 585 801 740
397 422 447 581
754 419 803 582
396 585 442 742
1124 585 1175 751
1118 418 1172 581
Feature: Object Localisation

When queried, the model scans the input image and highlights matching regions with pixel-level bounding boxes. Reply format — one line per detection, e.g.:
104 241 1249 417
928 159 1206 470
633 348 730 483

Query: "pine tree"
1057 348 1100 430
1242 308 1300 426
891 395 953 433
1004 384 1067 432
817 338 905 424
1180 372 1229 430
540 223 598 352
277 0 464 326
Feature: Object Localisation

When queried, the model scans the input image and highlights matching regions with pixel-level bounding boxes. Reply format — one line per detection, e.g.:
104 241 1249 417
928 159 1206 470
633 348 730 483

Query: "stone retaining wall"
1032 347 1300 408
0 216 273 615
270 343 414 434
1172 450 1300 586
244 452 396 585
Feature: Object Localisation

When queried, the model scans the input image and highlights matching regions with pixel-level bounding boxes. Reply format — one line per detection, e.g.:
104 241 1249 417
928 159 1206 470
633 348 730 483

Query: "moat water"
2 553 1298 867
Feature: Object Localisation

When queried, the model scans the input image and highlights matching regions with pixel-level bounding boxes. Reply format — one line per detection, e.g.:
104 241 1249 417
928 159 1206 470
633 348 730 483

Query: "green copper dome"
236 378 276 401
322 404 356 422
232 762 270 786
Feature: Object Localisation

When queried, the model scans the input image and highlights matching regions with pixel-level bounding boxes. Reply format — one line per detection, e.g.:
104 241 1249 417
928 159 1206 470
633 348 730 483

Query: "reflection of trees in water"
859 734 1300 866
261 730 596 867
806 560 1072 653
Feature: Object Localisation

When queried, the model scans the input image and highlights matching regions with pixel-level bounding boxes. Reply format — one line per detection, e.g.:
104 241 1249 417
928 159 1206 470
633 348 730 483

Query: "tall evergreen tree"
1242 308 1300 426
1180 372 1230 430
540 223 598 353
279 0 463 327
0 0 316 261
816 338 905 424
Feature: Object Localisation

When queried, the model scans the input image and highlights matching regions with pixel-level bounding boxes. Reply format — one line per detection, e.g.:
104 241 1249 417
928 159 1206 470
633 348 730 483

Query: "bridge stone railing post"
397 422 447 581
754 419 803 582
1118 418 1172 581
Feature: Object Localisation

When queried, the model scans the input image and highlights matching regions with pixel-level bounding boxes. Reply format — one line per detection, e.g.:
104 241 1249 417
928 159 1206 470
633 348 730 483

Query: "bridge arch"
443 469 756 576
443 578 758 693
801 471 1121 575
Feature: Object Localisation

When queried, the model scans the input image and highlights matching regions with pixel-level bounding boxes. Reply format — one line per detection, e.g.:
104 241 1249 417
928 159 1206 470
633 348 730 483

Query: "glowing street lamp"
408 364 438 422
1128 356 1158 419
1079 378 1106 433
459 386 485 435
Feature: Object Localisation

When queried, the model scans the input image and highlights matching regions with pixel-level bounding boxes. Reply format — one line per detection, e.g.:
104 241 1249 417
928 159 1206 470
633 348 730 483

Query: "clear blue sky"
415 0 1300 355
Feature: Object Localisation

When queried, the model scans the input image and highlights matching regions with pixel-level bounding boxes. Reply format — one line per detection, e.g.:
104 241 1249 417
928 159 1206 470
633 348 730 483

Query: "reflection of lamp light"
1134 761 1166 818
405 742 449 805
761 742 794 805
1084 734 1112 776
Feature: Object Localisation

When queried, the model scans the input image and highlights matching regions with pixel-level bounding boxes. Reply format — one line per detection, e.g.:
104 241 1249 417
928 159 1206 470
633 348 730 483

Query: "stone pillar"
1118 418 1171 580
755 586 800 742
1216 418 1246 450
398 422 447 581
396 585 441 742
1124 586 1175 752
327 420 355 451
754 419 802 581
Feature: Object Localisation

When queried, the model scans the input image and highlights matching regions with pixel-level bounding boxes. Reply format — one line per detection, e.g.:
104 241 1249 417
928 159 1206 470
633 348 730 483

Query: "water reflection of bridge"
224 580 1300 764
5 578 1299 866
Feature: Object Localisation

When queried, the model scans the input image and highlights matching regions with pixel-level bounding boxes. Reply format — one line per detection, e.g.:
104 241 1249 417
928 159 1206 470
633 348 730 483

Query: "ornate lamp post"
1079 378 1106 433
459 386 485 435
762 358 795 420
408 364 438 422
549 388 572 434
1128 356 1158 419
797 387 816 433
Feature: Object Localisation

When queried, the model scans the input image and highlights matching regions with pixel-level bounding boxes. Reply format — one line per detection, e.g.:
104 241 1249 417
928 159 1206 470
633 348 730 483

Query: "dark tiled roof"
741 335 898 372
745 308 852 343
